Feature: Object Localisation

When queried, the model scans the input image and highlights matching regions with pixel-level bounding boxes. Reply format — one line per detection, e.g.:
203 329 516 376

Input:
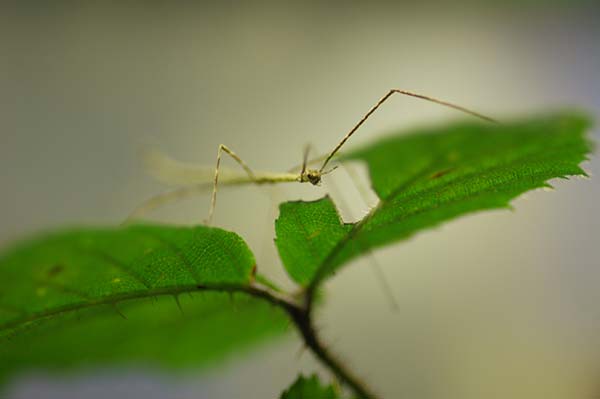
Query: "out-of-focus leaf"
0 224 288 384
280 374 343 399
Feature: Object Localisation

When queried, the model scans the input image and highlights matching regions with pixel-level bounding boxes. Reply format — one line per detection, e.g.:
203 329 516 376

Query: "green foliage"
275 199 353 285
0 111 593 396
0 224 288 383
275 112 592 287
280 374 343 399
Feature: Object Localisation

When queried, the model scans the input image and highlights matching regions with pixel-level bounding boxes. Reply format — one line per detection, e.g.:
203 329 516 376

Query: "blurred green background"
1 1 599 398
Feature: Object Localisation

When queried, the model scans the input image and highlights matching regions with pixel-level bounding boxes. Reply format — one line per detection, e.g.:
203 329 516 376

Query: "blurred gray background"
1 1 599 398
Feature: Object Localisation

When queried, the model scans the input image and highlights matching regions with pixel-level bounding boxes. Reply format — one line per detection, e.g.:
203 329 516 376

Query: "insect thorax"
301 169 322 186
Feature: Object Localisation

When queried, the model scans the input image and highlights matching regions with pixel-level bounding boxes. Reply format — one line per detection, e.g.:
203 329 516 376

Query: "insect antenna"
321 165 339 175
301 144 311 175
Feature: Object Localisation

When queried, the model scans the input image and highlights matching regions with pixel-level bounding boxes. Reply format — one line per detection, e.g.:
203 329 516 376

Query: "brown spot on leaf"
430 168 455 179
47 264 64 278
307 230 321 240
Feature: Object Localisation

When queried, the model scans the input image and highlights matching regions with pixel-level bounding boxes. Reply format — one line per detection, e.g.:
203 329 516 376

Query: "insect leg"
319 89 497 172
341 162 399 310
313 139 399 310
208 144 257 225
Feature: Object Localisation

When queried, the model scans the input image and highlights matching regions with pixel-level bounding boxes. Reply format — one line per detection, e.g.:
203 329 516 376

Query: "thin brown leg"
320 89 497 172
208 144 256 225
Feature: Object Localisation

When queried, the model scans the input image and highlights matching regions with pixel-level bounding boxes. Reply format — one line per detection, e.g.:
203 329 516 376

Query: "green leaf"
275 199 352 285
0 224 288 384
275 112 592 287
280 374 343 399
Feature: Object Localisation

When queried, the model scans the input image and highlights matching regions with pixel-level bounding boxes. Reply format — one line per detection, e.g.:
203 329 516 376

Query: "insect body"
129 89 496 224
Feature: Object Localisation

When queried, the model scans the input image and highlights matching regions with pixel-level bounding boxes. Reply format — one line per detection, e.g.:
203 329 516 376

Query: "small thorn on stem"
173 295 185 316
113 303 127 320
296 343 308 359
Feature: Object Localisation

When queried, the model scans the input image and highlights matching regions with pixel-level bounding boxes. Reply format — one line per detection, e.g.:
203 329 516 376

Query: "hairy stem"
249 283 378 398
286 305 378 399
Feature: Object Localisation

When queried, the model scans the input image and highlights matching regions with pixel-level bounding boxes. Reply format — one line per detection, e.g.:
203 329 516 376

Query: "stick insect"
129 89 496 223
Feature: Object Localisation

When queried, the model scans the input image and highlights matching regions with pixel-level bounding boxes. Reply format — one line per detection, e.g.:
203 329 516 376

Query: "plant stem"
246 284 377 399
286 305 378 399
248 283 378 398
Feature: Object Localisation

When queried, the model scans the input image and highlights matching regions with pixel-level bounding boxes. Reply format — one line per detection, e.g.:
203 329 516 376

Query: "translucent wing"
142 147 244 186
126 184 212 221
130 147 298 222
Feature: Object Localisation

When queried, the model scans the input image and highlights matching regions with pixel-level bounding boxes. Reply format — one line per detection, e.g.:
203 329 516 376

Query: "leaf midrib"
309 137 587 291
0 283 253 334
